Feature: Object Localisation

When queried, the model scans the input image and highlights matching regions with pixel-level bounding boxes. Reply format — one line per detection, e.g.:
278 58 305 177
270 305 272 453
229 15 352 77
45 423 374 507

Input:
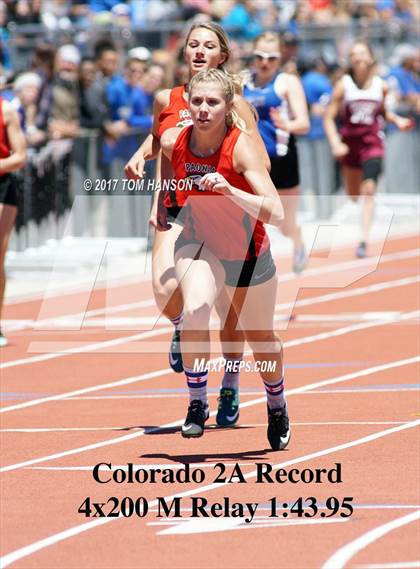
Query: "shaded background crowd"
1 0 419 248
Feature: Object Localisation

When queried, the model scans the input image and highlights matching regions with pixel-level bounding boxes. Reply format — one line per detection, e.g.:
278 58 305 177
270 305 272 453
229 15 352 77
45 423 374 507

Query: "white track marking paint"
1 420 418 568
321 510 420 569
1 422 406 433
275 275 419 311
0 325 173 370
25 463 255 471
2 299 157 333
6 246 419 308
154 516 349 535
1 356 418 472
4 273 419 334
2 271 418 369
1 309 419 414
236 356 420 411
0 250 419 362
354 563 420 569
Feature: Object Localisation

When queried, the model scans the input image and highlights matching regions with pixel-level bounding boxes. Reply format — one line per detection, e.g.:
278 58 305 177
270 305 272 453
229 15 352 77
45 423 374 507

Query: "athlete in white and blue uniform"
244 32 310 272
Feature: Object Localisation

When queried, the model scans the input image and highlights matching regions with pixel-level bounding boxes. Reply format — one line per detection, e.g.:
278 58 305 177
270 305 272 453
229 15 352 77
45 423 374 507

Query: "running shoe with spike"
169 329 183 373
181 400 209 438
293 246 308 274
216 387 240 426
267 405 291 450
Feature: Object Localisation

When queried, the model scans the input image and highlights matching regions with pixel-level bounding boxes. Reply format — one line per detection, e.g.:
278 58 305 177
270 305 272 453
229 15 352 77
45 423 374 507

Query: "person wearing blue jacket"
298 56 335 219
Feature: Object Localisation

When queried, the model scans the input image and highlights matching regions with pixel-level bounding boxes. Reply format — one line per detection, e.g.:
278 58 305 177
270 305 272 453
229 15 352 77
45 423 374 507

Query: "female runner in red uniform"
0 96 27 346
125 22 270 427
160 69 290 450
324 40 412 258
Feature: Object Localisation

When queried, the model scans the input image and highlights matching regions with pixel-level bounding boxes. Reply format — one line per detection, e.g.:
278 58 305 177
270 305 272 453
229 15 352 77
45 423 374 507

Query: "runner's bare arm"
324 80 349 158
282 74 310 134
0 101 27 175
201 133 284 225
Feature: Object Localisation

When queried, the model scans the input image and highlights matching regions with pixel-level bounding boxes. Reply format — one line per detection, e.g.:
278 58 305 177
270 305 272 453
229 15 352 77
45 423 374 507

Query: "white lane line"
0 325 173 370
25 462 256 471
284 310 420 350
303 387 419 394
276 275 420 311
155 516 349 536
1 355 418 472
233 356 420 411
6 272 419 333
290 312 403 322
6 246 419 309
23 276 420 350
1 420 419 568
2 257 419 369
2 299 157 333
2 308 419 415
2 384 418 408
321 510 420 569
53 385 419 400
354 562 420 569
0 516 116 568
2 421 407 433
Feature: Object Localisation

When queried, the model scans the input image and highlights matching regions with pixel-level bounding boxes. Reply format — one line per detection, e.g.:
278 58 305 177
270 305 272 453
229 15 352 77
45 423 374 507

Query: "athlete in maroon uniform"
160 69 290 450
324 40 412 257
0 96 27 346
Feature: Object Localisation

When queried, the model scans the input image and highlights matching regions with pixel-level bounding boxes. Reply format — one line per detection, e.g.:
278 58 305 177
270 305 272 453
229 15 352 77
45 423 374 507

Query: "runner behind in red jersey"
160 69 290 451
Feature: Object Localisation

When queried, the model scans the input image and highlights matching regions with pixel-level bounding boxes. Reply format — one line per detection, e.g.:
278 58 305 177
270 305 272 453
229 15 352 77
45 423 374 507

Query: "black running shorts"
269 137 300 190
0 174 18 207
175 234 276 288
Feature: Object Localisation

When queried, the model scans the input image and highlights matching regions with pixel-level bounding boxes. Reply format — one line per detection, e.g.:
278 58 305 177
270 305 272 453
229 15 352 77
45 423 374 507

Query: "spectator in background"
377 0 419 23
126 47 151 87
79 56 110 130
308 0 334 23
119 53 153 131
41 0 72 31
298 55 335 219
31 43 57 134
387 44 420 118
48 44 81 141
103 51 154 162
151 48 175 88
7 0 41 24
352 0 380 21
94 39 126 137
221 0 264 40
280 32 300 75
141 64 165 107
88 0 121 12
11 72 46 146
0 2 12 77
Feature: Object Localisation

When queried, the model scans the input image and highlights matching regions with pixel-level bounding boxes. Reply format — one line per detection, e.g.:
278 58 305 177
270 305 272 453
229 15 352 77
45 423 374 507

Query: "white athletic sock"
263 376 286 410
221 356 241 389
170 311 183 332
184 366 208 406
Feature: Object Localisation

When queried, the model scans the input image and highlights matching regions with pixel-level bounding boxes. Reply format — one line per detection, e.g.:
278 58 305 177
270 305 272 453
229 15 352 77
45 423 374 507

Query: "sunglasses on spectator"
254 51 281 61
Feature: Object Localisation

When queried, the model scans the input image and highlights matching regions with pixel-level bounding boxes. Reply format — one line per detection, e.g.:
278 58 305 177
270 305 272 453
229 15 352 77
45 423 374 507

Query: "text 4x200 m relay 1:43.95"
77 496 354 523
